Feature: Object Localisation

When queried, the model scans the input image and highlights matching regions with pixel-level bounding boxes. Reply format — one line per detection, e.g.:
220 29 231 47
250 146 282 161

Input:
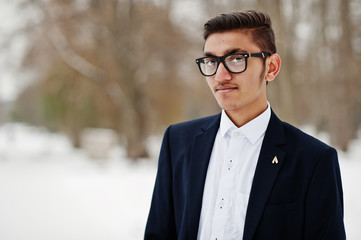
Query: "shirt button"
233 131 240 137
219 201 224 208
227 162 233 169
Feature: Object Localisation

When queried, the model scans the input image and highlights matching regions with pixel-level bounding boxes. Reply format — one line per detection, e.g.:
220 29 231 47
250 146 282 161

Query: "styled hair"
203 10 277 54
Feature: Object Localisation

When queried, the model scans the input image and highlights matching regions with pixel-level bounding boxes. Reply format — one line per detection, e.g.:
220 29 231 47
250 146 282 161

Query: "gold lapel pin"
272 156 278 164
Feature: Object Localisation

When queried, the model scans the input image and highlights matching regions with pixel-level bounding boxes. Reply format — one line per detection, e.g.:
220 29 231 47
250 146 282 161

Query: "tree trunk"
328 0 357 151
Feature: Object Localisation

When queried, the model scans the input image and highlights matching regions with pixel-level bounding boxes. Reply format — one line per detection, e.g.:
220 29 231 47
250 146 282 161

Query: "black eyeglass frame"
195 52 271 77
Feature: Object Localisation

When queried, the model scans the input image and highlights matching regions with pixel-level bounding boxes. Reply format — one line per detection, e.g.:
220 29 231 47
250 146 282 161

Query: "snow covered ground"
0 123 360 240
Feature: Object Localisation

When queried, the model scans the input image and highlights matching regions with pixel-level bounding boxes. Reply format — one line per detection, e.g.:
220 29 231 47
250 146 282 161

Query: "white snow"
0 123 360 239
0 123 157 240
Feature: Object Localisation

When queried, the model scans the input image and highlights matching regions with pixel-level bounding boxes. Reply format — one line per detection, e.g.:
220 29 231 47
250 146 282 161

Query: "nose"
214 62 232 82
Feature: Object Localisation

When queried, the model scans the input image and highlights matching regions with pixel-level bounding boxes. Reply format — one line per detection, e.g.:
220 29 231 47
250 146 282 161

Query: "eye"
203 58 217 66
227 55 245 63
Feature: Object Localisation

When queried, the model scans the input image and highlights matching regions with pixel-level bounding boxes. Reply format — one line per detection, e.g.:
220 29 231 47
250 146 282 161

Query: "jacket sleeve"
144 126 177 239
304 147 346 240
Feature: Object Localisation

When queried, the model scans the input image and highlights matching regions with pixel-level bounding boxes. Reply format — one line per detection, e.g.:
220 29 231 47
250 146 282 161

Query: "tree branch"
46 25 105 83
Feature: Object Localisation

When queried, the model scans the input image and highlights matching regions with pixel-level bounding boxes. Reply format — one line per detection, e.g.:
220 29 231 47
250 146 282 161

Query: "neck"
225 101 268 127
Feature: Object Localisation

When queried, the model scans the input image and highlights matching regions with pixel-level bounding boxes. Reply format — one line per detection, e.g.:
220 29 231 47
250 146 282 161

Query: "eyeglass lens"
199 54 246 76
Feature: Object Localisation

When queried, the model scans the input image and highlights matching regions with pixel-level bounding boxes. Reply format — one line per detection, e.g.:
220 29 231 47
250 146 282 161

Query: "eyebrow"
204 48 248 57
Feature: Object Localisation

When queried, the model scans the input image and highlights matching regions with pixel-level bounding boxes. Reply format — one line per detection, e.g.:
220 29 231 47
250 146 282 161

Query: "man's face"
204 30 268 118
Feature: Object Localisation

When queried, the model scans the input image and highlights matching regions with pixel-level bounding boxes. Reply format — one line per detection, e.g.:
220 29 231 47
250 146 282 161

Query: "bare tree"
327 0 359 151
13 0 361 155
17 0 192 159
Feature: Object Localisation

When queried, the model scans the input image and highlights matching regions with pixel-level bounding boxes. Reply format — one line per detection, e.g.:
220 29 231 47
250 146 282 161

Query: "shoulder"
161 114 220 146
167 114 220 135
282 121 333 152
279 121 338 166
268 111 336 157
269 115 340 180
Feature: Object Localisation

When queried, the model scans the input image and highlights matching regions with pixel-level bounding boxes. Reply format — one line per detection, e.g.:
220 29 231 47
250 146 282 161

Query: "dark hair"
203 10 277 54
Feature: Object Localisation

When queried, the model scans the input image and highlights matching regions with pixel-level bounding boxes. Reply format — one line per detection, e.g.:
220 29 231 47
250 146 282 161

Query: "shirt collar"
220 103 271 144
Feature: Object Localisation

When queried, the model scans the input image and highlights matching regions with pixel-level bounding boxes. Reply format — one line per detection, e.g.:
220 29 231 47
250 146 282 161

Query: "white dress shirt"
197 104 271 240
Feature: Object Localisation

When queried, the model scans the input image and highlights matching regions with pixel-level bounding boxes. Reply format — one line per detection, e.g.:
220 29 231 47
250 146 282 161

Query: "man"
145 10 345 240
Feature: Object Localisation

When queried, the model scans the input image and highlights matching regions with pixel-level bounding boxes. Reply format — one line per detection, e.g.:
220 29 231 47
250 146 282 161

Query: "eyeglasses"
195 52 271 77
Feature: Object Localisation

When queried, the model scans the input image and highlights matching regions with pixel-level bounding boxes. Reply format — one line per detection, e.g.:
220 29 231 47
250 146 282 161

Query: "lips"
216 85 238 93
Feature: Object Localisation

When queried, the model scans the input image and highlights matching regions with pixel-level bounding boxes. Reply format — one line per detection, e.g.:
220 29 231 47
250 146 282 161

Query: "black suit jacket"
145 111 345 240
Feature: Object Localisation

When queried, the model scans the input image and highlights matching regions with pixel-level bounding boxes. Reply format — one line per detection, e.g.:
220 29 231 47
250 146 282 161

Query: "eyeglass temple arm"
249 52 271 58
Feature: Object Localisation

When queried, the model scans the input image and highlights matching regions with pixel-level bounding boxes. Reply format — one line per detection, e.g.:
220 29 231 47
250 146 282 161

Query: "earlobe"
265 54 281 82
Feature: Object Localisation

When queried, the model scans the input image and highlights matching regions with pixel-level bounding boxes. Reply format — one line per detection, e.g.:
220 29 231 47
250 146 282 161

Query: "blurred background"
0 0 360 239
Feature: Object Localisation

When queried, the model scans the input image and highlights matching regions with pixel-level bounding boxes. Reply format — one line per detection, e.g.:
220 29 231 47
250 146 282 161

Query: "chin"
216 98 242 112
219 104 241 112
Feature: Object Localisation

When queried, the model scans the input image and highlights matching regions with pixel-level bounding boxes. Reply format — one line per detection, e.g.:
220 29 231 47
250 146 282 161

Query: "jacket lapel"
243 111 286 240
188 114 221 239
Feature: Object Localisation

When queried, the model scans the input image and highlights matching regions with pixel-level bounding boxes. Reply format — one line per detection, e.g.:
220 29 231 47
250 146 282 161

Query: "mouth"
216 86 238 93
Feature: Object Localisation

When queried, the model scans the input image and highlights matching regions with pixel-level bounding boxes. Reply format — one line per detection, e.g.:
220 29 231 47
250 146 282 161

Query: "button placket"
210 130 246 240
227 159 233 170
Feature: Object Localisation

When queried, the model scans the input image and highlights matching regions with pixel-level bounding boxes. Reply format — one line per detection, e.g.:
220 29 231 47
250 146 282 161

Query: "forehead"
204 30 260 56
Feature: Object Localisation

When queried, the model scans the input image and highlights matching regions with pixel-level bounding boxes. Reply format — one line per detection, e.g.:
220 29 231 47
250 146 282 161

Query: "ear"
265 53 281 82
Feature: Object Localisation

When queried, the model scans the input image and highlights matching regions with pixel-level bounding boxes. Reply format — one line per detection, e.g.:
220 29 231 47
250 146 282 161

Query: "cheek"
259 63 267 80
246 66 266 86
